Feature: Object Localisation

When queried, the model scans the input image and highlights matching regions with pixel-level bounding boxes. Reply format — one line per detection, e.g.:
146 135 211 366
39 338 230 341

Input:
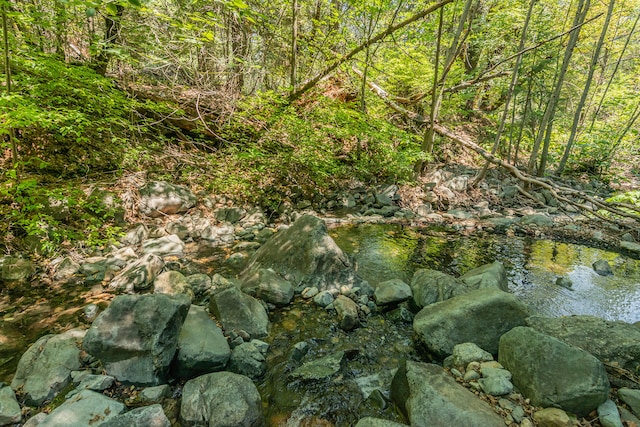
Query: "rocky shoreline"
1 177 640 427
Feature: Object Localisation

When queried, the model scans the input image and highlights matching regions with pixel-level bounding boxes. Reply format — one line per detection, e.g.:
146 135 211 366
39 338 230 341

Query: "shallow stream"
2 223 640 425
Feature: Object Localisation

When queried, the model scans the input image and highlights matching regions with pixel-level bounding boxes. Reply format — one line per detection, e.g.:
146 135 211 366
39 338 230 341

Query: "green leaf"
128 0 141 6
105 3 119 15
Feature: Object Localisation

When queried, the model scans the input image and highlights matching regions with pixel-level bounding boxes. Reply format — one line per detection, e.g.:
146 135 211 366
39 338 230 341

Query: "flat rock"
83 293 190 386
354 417 407 427
173 305 231 379
290 351 345 381
139 181 196 217
390 361 503 426
180 372 263 427
499 326 609 417
242 268 294 306
620 241 640 255
37 390 124 426
618 388 640 418
153 270 194 300
526 315 640 372
209 286 269 339
413 288 530 358
141 234 185 257
11 329 84 406
410 269 466 308
100 404 170 427
598 399 624 427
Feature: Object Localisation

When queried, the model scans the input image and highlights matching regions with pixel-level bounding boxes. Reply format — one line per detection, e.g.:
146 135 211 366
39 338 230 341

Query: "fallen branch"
354 69 640 226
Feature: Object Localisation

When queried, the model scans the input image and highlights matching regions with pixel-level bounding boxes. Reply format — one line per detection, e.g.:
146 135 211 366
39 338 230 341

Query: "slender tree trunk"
1 2 17 168
420 5 444 161
421 0 474 160
605 101 640 164
556 0 615 175
93 4 125 76
473 0 535 186
588 10 639 131
289 0 454 101
528 0 590 177
290 0 298 95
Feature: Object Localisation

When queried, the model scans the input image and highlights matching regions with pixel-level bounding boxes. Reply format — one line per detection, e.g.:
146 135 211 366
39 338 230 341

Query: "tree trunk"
528 0 590 177
556 0 615 175
473 0 535 186
2 2 17 168
290 0 298 95
93 4 125 76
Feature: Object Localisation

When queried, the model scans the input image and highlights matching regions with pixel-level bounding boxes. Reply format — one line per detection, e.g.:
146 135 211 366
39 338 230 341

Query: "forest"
1 0 640 252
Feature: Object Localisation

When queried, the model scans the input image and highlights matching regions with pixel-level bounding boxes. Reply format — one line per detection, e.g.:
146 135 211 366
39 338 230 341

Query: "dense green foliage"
1 0 640 252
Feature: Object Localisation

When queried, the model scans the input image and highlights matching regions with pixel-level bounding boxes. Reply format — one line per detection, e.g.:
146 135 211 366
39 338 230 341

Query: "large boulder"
410 269 467 308
242 268 294 307
36 390 125 426
498 326 609 417
390 361 504 426
139 181 196 217
172 305 231 379
108 254 164 293
240 215 370 294
209 286 269 339
11 329 84 406
153 270 194 300
460 262 509 292
413 288 530 358
374 279 412 306
83 294 190 386
525 315 640 372
180 372 263 427
141 235 185 257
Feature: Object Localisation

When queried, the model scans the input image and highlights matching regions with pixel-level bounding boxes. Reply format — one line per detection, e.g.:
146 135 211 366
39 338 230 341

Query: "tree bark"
556 0 615 175
2 2 17 168
290 0 298 95
93 4 125 76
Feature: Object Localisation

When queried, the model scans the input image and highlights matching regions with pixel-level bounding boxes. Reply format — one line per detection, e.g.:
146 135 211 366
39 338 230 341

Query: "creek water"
1 223 639 425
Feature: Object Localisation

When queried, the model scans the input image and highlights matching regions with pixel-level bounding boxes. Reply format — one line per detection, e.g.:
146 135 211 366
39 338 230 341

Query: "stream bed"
1 223 639 425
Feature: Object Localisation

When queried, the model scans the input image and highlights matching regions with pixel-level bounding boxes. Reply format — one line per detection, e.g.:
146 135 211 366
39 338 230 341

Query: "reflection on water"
330 224 640 324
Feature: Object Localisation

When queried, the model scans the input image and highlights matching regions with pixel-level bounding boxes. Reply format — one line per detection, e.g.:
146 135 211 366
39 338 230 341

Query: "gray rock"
619 406 640 426
53 257 80 281
354 417 407 427
139 181 196 217
525 315 640 372
0 386 21 425
413 288 530 357
0 256 36 283
22 413 47 427
374 279 412 305
215 207 247 224
499 326 609 417
100 404 170 427
390 361 503 426
185 273 212 296
240 215 370 294
11 329 84 406
301 287 319 299
180 372 263 427
446 209 473 220
334 295 359 331
173 305 230 379
313 290 334 307
153 270 194 300
209 286 269 339
38 390 125 427
122 224 149 246
410 269 466 308
532 408 577 427
141 234 185 257
290 351 345 381
108 254 164 292
73 374 115 392
593 259 613 276
598 399 623 427
521 214 553 227
445 176 469 192
83 294 190 386
228 342 267 379
621 241 640 254
478 376 513 396
243 268 294 307
460 262 509 292
450 342 493 369
556 277 573 289
200 224 236 244
618 388 640 418
139 385 171 403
